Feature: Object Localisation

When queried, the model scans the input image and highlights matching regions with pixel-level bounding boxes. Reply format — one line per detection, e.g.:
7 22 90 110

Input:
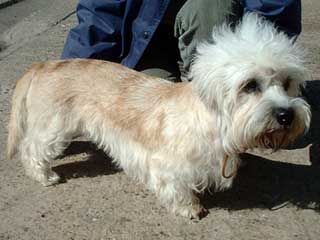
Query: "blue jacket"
61 0 301 69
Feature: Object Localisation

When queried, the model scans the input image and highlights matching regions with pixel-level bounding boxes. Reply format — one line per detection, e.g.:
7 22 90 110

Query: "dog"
7 13 311 219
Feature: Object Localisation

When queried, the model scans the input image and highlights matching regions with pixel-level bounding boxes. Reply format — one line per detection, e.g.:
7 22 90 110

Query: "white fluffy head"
191 13 311 153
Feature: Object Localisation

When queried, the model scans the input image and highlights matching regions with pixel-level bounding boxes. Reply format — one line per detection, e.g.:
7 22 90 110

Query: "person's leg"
136 2 187 81
135 25 180 81
174 0 243 81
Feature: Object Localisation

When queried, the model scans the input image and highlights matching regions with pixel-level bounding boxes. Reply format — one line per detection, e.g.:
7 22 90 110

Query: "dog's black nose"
274 107 294 126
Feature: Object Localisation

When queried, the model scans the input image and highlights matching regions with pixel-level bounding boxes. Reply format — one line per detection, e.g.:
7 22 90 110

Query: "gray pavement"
0 0 76 59
0 1 319 239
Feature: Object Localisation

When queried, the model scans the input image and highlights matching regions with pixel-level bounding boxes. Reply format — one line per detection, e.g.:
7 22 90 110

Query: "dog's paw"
26 168 61 186
42 171 61 187
174 203 209 220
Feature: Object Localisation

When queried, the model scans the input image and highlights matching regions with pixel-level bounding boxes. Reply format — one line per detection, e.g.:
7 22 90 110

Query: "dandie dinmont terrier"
7 14 311 218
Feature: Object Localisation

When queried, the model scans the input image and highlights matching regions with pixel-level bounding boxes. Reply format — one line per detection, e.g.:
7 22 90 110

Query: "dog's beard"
230 98 311 153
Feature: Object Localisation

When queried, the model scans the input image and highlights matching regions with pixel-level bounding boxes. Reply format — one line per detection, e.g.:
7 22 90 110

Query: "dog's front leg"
148 167 207 219
171 192 208 220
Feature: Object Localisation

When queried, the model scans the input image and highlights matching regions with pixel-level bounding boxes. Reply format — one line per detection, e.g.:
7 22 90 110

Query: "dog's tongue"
263 130 287 149
263 133 274 148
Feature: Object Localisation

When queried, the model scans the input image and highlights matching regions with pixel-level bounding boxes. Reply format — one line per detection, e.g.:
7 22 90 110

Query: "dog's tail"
7 64 36 159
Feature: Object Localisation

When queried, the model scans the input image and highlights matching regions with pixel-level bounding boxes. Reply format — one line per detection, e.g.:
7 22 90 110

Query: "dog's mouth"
258 128 288 150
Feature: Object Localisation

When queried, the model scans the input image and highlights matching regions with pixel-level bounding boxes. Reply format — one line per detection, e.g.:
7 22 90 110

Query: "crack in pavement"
0 10 76 61
0 0 23 10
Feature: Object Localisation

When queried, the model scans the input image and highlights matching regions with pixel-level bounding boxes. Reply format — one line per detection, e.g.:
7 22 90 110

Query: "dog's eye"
243 79 260 93
283 78 291 91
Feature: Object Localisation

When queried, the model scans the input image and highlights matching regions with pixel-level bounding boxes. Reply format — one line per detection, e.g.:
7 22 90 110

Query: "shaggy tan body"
17 60 202 147
8 59 225 218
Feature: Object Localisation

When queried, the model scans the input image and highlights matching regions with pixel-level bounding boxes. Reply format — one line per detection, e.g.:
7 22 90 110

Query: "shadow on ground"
290 80 320 165
52 140 320 213
52 141 119 180
202 153 320 212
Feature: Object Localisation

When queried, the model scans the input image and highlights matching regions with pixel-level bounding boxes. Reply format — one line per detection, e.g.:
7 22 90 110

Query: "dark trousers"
137 0 242 81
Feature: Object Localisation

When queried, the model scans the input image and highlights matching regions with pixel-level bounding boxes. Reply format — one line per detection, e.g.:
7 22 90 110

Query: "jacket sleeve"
243 0 301 37
61 0 126 61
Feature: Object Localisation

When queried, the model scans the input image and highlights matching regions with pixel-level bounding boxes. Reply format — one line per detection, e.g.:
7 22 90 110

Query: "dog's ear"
190 46 237 113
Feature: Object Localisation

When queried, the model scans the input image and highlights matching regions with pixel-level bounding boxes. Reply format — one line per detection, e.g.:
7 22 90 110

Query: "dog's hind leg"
19 127 71 186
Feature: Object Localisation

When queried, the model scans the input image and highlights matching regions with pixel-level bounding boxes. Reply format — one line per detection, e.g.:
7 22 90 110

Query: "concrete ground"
0 0 319 239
